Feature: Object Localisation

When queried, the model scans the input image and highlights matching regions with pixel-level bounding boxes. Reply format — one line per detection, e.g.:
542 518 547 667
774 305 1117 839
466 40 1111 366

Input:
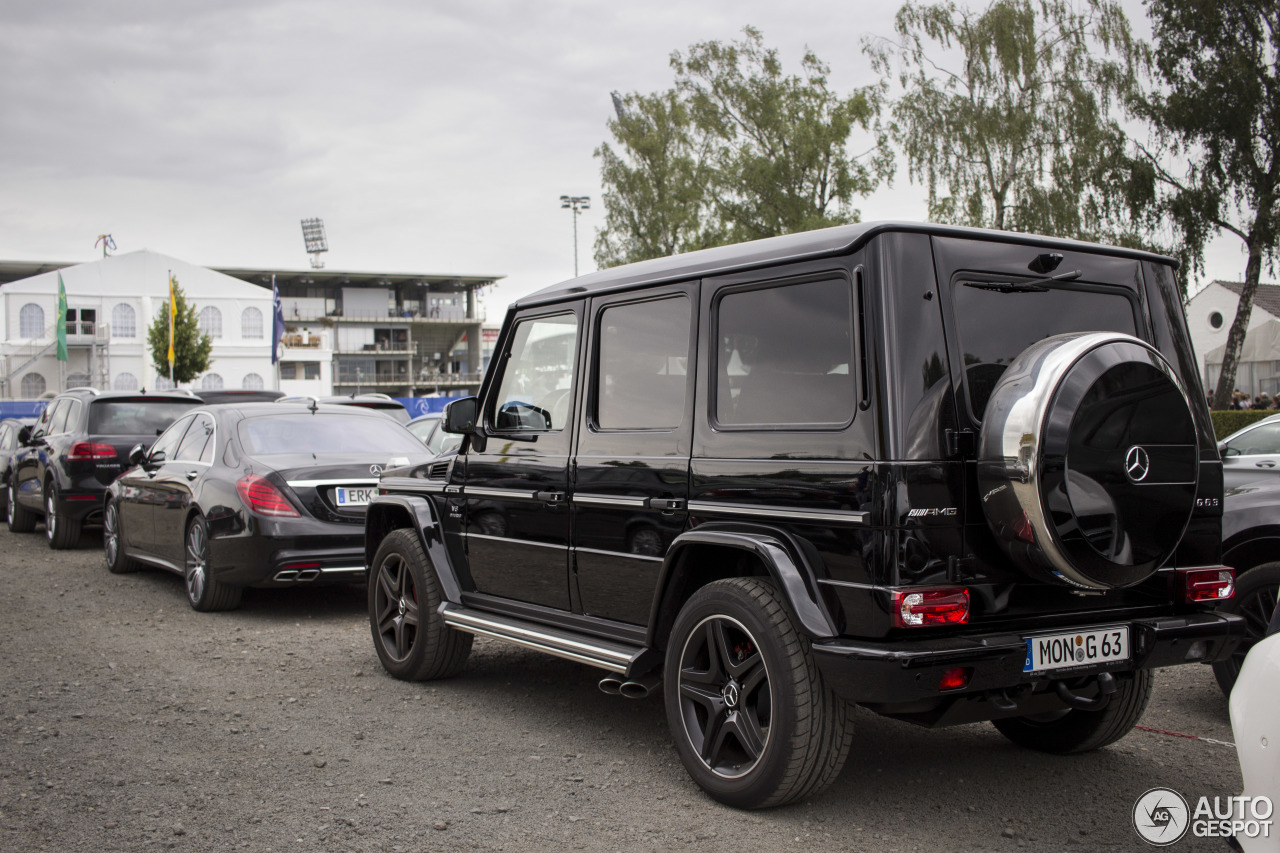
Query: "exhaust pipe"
296 569 320 582
597 676 623 696
273 570 299 582
618 675 661 699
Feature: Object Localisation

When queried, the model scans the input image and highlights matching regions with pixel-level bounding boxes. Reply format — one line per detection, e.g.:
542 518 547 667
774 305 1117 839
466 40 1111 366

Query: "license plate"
334 487 376 507
1023 626 1129 673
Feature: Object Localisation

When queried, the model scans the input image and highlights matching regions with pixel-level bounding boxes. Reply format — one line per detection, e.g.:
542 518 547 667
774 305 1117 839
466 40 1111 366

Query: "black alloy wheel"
1212 562 1280 695
184 515 242 612
664 577 853 809
368 529 471 681
103 500 137 574
45 483 81 550
8 482 37 532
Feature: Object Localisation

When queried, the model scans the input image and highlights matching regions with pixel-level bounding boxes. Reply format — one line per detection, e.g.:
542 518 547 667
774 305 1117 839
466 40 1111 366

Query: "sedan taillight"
235 474 300 518
67 442 117 461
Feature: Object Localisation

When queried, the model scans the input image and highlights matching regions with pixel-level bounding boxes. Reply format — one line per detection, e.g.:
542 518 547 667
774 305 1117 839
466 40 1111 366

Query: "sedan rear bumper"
209 519 365 588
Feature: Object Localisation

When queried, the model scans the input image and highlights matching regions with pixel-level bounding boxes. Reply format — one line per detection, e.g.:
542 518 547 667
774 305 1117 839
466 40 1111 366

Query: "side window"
175 414 215 462
595 297 690 430
1224 423 1280 457
61 400 83 434
491 313 579 432
48 401 72 435
715 277 855 428
0 425 11 450
34 402 57 436
149 415 195 463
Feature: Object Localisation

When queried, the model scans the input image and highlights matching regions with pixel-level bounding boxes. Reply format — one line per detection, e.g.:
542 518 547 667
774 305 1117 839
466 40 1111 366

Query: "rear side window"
89 400 198 436
175 414 215 462
237 413 425 456
48 400 71 435
596 296 690 430
715 278 855 428
952 281 1138 420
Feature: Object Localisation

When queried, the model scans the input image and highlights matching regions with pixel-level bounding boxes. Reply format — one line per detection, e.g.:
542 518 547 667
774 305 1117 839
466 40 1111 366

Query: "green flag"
56 273 68 362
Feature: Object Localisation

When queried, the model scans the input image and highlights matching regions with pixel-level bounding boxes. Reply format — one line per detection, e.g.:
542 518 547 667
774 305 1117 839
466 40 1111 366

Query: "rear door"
571 284 697 625
152 412 216 564
463 307 581 611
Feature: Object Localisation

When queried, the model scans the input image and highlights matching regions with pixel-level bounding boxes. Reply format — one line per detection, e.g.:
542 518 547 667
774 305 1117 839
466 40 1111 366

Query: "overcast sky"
0 0 1248 319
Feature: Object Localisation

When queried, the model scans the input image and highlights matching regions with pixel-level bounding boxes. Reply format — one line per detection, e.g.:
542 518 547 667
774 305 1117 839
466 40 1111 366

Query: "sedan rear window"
237 413 425 455
88 400 198 436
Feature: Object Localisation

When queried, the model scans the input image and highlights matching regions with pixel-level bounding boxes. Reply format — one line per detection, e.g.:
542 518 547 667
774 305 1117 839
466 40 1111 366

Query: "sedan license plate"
1023 626 1129 673
334 487 376 508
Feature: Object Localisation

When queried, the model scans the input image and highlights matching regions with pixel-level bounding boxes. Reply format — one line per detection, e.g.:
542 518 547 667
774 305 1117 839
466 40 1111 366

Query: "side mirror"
145 449 167 469
17 426 31 445
442 397 478 435
128 444 146 466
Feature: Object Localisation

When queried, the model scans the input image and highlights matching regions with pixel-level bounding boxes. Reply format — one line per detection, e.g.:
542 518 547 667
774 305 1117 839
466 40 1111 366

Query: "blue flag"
271 274 285 365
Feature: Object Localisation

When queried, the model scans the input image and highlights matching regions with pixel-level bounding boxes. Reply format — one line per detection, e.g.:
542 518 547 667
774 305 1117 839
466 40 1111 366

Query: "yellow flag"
168 274 176 368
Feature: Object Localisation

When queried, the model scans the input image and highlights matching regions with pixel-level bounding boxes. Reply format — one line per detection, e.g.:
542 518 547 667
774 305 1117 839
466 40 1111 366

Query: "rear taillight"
1179 567 1235 604
67 442 116 461
892 587 970 628
235 474 300 518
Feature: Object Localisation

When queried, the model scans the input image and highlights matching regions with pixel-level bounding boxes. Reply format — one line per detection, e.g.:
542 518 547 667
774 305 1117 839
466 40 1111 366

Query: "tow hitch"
1053 672 1117 711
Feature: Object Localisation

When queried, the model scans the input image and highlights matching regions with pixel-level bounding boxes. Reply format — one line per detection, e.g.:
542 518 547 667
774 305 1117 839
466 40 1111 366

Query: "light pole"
560 195 590 277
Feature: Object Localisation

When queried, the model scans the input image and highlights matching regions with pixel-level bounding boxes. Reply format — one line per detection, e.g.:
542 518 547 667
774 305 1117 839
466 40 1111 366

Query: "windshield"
88 400 198 436
237 413 426 456
952 281 1138 420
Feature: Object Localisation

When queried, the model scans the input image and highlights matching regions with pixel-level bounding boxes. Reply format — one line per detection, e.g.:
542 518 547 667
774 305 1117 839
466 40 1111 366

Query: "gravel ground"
0 524 1247 852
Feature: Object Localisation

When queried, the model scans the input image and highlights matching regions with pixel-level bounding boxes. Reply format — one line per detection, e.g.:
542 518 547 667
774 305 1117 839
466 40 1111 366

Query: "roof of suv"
57 388 199 403
517 220 1179 308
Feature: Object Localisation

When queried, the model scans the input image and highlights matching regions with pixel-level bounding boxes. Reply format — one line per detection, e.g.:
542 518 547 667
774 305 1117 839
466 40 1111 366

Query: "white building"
0 250 280 397
1186 280 1280 398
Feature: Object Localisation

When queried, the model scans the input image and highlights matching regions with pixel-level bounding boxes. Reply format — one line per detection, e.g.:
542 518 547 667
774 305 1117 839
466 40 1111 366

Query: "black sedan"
0 416 36 516
102 402 432 611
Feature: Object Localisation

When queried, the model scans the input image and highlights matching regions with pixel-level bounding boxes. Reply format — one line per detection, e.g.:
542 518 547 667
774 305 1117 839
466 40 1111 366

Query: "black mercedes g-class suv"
363 222 1243 808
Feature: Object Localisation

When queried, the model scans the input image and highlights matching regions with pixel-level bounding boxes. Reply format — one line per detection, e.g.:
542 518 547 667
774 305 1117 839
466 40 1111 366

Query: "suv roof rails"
64 386 100 395
355 392 396 401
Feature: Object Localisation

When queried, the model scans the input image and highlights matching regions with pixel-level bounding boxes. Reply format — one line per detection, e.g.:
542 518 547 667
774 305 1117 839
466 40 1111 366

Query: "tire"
45 483 82 550
992 669 1153 754
184 515 242 612
977 333 1198 590
102 500 138 574
368 528 472 681
664 577 853 809
7 481 37 533
1212 562 1280 696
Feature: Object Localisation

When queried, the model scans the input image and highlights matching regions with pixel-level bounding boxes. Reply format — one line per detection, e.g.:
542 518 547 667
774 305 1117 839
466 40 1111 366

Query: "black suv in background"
363 222 1243 808
8 389 199 548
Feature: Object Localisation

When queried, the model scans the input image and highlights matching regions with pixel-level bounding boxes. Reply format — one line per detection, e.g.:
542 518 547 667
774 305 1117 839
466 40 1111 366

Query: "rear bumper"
813 611 1244 724
209 521 366 587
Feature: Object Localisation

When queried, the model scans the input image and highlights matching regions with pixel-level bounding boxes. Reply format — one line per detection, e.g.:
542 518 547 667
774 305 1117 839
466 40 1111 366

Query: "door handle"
1257 461 1276 468
647 497 685 512
185 471 200 481
534 490 566 505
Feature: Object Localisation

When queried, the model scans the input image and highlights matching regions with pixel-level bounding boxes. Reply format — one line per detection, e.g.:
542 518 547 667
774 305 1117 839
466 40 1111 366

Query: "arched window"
66 372 91 389
114 372 138 391
19 304 44 338
154 376 175 391
241 373 265 390
112 303 136 338
241 307 264 339
201 373 224 390
20 373 45 398
198 306 222 339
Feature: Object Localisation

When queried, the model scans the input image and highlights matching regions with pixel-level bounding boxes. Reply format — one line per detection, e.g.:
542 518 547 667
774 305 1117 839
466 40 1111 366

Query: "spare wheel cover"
977 332 1198 589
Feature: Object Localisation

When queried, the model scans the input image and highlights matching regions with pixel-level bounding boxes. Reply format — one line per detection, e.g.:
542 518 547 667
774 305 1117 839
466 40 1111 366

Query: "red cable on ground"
1135 724 1235 748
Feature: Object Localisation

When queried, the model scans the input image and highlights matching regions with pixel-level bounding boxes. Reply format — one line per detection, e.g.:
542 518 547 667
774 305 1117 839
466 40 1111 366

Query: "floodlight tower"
300 218 329 269
559 195 590 277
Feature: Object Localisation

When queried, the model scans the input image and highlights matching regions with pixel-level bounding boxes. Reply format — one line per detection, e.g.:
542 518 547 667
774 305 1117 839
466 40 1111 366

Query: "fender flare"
364 494 462 603
647 525 837 646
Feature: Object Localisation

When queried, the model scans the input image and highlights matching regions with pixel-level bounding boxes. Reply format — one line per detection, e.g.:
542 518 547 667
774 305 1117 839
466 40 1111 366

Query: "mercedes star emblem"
369 464 384 476
1124 445 1150 483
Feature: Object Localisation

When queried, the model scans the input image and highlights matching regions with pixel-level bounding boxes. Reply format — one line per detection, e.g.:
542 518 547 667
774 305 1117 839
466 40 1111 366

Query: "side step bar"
440 603 644 675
